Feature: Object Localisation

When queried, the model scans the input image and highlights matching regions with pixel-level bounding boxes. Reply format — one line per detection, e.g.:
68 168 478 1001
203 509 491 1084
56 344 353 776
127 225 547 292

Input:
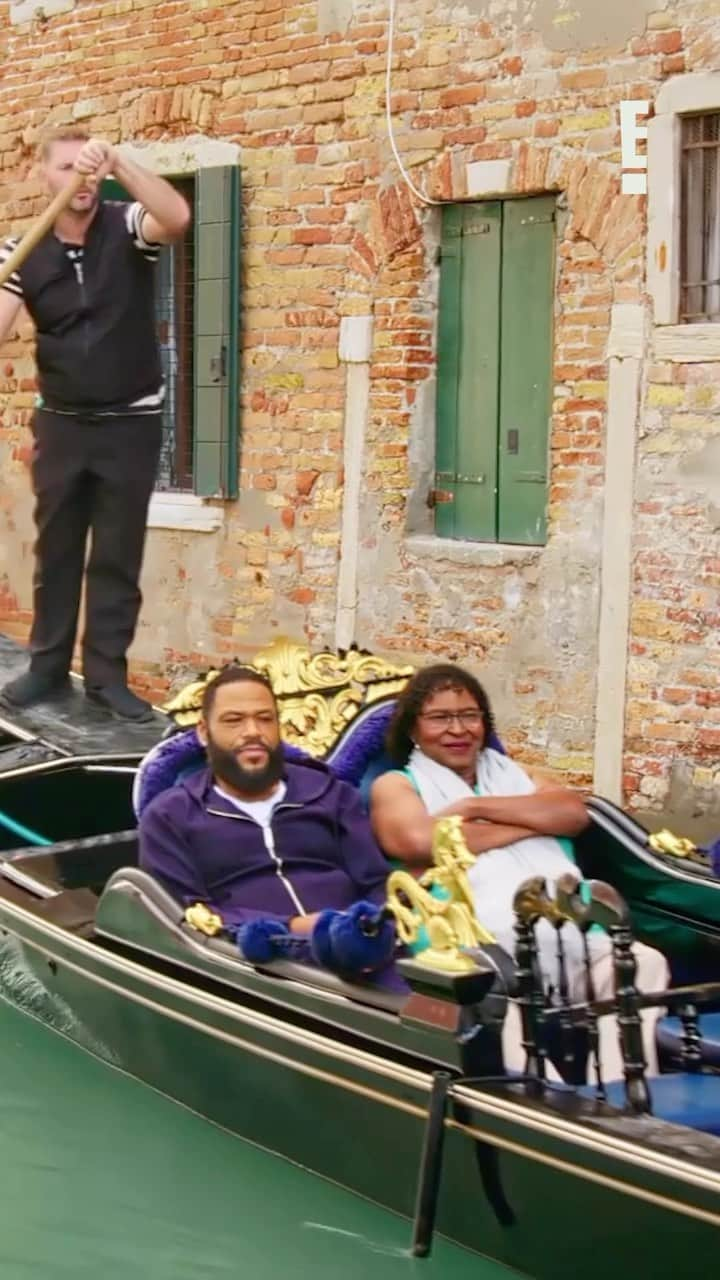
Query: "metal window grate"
680 112 720 323
155 177 195 490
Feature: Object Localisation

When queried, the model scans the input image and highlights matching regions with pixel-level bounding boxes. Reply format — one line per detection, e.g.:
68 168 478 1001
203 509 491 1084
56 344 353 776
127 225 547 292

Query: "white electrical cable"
385 0 442 206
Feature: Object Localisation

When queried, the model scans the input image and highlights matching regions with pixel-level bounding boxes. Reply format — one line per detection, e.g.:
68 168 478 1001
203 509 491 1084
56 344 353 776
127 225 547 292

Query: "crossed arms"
370 768 589 867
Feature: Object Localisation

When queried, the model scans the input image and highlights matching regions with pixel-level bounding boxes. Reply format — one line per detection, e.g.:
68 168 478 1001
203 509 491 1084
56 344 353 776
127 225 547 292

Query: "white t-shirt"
213 781 287 828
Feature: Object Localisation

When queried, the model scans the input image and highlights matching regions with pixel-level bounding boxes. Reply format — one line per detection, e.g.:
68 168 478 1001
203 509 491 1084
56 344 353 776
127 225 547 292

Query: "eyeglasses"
419 711 484 730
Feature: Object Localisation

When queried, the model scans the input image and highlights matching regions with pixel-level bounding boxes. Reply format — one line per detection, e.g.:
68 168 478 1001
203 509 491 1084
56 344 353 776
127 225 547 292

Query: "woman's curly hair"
386 663 496 765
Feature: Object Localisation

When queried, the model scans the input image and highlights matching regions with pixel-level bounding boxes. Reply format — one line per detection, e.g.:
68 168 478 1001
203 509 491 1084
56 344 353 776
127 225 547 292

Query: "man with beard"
138 666 393 938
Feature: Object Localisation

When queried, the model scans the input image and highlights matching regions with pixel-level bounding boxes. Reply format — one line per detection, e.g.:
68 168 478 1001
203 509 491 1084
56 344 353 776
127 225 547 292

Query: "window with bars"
102 166 241 497
156 177 194 491
680 112 720 323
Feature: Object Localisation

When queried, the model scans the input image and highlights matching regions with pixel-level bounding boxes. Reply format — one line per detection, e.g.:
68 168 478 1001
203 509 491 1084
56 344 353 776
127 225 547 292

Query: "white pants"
502 938 670 1083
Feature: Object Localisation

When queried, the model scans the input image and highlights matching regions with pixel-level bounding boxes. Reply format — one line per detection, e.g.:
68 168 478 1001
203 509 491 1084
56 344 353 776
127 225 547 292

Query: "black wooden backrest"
512 875 656 1109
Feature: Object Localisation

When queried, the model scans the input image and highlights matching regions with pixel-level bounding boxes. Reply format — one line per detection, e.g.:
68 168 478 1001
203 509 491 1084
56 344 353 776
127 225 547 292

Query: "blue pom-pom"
309 909 341 970
237 918 289 964
311 901 396 977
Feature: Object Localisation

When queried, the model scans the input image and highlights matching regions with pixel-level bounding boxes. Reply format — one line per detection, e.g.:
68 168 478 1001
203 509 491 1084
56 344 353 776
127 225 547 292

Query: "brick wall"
0 0 717 817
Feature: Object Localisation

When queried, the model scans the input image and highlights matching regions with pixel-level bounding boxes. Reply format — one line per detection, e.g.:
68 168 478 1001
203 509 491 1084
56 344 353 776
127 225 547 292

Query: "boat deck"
0 634 167 760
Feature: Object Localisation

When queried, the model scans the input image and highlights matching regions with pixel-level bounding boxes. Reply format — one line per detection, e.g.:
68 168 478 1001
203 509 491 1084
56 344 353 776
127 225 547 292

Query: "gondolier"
0 127 190 721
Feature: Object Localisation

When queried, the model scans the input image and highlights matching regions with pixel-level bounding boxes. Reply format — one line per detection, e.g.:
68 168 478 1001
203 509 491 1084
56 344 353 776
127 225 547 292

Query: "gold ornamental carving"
648 828 711 869
163 637 414 756
386 816 495 974
184 903 224 936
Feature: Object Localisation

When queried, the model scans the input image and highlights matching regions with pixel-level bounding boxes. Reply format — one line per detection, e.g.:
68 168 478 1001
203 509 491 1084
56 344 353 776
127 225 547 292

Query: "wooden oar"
0 169 87 288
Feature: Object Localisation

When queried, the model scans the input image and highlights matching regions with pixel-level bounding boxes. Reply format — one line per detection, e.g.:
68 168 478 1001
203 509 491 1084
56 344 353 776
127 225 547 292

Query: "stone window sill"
404 535 543 567
147 493 223 533
653 324 720 362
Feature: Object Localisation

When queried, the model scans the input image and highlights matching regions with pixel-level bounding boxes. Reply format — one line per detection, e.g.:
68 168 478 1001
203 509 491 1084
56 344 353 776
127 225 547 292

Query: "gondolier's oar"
0 169 87 289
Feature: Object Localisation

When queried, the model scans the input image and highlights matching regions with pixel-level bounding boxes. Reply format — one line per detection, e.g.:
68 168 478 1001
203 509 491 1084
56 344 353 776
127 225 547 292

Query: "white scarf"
407 746 577 958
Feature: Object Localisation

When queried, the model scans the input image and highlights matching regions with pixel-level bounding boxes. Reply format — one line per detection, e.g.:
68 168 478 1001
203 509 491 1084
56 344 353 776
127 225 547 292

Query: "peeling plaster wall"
457 0 668 52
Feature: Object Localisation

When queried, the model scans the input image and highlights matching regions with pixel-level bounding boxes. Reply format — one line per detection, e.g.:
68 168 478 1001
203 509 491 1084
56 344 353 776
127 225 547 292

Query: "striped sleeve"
0 238 23 298
124 202 161 262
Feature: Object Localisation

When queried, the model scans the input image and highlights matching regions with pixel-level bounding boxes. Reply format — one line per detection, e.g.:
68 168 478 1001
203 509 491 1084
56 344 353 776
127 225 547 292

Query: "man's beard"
207 738 285 796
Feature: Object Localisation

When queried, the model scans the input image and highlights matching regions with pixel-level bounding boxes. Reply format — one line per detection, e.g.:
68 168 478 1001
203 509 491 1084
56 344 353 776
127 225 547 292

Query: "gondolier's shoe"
85 684 154 723
0 668 72 708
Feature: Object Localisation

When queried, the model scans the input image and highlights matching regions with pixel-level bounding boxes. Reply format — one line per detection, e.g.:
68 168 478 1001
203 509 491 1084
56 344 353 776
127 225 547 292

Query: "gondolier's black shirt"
0 201 163 416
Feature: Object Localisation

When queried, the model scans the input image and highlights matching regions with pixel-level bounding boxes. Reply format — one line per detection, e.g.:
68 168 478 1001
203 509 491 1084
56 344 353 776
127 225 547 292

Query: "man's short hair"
201 665 277 720
38 126 90 162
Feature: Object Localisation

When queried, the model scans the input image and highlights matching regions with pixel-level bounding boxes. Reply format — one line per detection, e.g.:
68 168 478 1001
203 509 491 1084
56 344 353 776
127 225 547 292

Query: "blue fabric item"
310 900 396 977
237 918 289 964
700 835 720 876
328 703 395 787
136 729 204 817
308 909 337 971
657 1013 720 1068
579 1074 720 1135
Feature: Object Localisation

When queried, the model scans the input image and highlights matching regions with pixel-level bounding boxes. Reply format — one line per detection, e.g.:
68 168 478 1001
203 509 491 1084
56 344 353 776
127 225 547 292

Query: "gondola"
0 636 717 1277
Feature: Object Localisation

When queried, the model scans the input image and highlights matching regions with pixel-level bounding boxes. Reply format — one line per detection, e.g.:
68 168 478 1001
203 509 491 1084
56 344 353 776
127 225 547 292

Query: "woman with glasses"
369 663 668 1078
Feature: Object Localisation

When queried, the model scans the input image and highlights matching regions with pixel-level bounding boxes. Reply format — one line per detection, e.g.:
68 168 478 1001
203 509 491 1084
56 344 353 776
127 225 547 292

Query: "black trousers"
29 409 162 688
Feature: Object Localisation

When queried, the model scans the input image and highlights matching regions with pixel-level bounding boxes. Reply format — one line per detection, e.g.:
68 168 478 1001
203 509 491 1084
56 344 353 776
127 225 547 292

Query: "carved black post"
513 916 547 1092
554 923 575 1081
582 930 606 1100
678 1002 702 1073
610 922 651 1114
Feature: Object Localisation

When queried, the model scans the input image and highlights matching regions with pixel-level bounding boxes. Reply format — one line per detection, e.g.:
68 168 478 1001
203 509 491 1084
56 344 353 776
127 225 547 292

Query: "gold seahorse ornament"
385 815 495 974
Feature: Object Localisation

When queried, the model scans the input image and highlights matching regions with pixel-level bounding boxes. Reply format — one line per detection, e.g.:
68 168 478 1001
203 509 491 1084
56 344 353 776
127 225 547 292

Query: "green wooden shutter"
435 203 501 541
434 206 463 540
193 165 241 498
454 203 502 540
497 196 555 545
101 178 130 201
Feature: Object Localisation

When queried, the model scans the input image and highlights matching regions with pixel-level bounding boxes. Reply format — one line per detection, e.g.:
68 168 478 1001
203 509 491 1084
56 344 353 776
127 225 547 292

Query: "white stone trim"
653 324 720 362
403 536 542 567
147 493 223 533
118 138 240 177
336 316 373 649
648 73 720 332
465 160 513 198
593 303 644 803
338 315 373 364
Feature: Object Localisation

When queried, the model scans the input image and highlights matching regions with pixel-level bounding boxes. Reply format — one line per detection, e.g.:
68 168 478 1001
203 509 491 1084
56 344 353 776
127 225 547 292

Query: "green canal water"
0 997 519 1279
